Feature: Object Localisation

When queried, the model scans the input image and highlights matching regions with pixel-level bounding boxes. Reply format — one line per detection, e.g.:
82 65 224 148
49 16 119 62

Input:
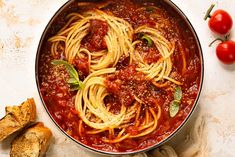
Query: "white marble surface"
0 0 235 157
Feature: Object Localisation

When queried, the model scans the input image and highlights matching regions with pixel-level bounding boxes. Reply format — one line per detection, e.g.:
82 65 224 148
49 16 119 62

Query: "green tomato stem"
204 4 215 21
209 38 224 47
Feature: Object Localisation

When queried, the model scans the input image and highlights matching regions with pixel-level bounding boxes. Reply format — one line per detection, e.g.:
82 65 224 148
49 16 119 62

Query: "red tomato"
216 40 235 64
209 10 233 35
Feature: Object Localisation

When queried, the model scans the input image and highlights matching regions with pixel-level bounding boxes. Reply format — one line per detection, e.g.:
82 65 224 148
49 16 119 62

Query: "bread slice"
0 98 36 141
10 122 52 157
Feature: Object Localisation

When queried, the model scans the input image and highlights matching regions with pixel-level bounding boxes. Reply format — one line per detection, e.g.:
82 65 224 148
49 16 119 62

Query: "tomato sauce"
38 0 202 152
82 19 108 51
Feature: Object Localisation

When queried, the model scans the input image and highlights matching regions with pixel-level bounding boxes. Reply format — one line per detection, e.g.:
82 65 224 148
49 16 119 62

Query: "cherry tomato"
216 40 235 64
205 4 233 35
209 10 233 35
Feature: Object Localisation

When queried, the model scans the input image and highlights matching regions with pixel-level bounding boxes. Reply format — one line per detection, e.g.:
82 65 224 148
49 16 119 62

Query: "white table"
0 0 235 156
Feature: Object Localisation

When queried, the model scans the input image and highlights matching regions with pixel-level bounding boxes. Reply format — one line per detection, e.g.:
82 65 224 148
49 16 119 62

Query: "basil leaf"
69 82 81 86
169 101 180 118
174 86 182 102
67 78 78 84
51 60 83 91
70 84 82 91
141 35 153 47
69 81 84 91
51 60 78 79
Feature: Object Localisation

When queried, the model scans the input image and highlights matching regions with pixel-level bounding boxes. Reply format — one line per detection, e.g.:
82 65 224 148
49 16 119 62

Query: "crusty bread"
10 122 52 157
0 98 36 141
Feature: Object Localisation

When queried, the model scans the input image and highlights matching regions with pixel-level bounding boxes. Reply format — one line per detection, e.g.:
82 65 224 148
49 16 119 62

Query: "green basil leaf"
51 60 78 79
141 35 153 47
69 82 81 86
67 78 78 84
70 84 82 91
174 86 182 102
51 60 83 91
69 81 84 90
169 101 180 118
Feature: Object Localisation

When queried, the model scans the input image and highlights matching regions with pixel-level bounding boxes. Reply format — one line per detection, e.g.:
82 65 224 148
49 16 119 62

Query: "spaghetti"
74 67 161 143
49 9 134 72
134 26 182 86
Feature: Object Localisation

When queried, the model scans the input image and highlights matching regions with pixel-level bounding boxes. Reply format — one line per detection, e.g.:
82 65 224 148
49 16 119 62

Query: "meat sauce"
38 0 202 152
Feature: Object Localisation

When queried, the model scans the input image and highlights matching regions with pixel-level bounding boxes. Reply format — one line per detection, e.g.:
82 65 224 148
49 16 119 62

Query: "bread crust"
0 98 36 141
10 122 52 157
